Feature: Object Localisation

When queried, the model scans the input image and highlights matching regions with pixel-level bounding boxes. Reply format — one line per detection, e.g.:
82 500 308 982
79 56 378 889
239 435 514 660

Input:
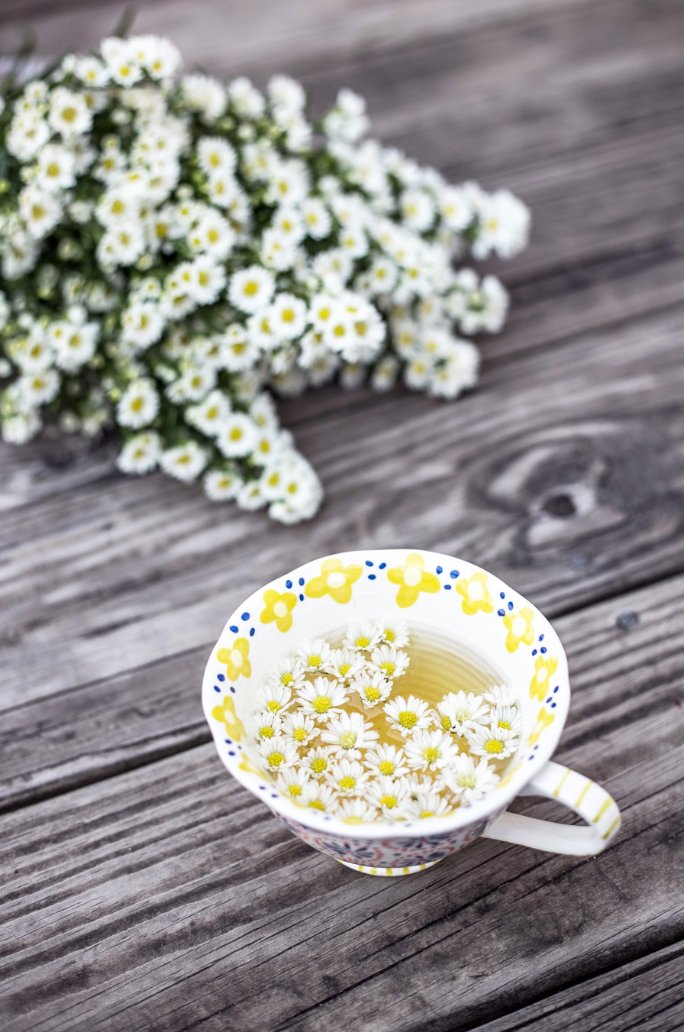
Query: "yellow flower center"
339 732 357 750
378 760 395 776
288 784 302 797
380 794 398 809
310 757 327 774
293 727 307 742
265 700 281 713
259 725 275 739
380 662 395 677
419 810 435 818
398 710 417 730
354 635 370 648
440 714 451 732
363 686 381 703
309 799 325 810
267 751 285 767
498 720 511 731
243 280 259 296
423 747 440 764
307 654 322 667
485 739 504 755
280 672 294 686
338 776 356 791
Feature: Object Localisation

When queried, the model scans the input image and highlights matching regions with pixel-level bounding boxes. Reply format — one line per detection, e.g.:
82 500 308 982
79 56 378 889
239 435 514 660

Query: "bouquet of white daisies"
0 34 529 523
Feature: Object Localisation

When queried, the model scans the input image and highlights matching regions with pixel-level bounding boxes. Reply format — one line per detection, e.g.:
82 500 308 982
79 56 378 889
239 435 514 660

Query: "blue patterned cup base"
336 858 441 877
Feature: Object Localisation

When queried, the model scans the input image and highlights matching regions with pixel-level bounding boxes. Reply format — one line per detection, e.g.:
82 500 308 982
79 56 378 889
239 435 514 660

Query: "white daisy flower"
441 754 500 804
384 694 432 737
405 789 451 820
259 734 298 772
491 705 522 737
203 468 243 502
117 379 159 429
324 648 366 683
436 691 491 736
254 710 282 741
269 293 308 341
37 144 76 191
301 781 337 814
186 389 231 436
2 411 41 444
363 743 409 779
116 431 161 474
484 683 518 708
159 440 207 482
405 729 459 773
302 745 334 778
181 73 227 121
17 369 60 407
48 87 92 136
375 619 409 648
350 668 392 709
267 656 307 693
297 677 348 722
337 798 378 824
467 724 518 760
327 758 369 796
275 766 311 802
343 622 382 652
256 680 292 716
320 711 379 758
51 321 99 372
216 413 258 458
367 776 409 819
301 197 332 239
370 644 410 681
19 187 62 239
297 639 332 673
229 266 275 314
197 136 237 177
281 711 317 747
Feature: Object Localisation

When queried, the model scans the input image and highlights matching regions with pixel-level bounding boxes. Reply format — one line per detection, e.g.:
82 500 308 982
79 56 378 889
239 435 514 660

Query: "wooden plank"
2 507 682 825
1 301 683 714
474 940 684 1032
1 571 682 1029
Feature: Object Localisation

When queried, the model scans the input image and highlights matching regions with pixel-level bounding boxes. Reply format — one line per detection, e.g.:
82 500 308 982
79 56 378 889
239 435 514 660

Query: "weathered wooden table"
2 1 683 1029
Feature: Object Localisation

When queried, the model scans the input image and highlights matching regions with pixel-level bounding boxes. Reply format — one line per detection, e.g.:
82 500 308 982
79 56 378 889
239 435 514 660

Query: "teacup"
202 549 621 876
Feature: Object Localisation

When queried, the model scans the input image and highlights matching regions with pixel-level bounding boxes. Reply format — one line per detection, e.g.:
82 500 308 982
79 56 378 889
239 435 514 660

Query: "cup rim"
202 548 570 840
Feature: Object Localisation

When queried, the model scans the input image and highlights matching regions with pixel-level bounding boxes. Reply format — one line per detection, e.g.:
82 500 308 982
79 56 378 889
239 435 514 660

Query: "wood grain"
1 577 682 1030
2 302 683 712
2 0 684 1027
474 940 684 1032
2 548 683 813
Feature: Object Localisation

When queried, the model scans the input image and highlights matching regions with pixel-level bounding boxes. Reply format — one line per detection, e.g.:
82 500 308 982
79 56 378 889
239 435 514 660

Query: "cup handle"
481 760 621 856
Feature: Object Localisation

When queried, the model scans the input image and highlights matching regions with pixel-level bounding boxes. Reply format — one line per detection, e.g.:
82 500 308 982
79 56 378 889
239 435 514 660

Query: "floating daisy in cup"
245 621 522 823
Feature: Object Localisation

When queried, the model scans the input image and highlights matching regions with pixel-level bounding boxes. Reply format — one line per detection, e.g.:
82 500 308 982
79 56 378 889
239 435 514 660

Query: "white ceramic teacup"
202 549 621 876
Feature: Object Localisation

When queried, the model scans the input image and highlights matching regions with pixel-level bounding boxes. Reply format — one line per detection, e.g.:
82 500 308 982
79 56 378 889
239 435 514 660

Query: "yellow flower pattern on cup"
305 557 362 604
260 588 298 632
211 695 245 741
503 606 536 653
217 637 251 680
456 571 494 615
529 654 558 701
387 552 440 608
528 706 555 745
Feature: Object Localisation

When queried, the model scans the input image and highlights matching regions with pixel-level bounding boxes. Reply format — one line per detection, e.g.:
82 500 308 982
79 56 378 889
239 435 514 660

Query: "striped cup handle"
482 760 621 856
